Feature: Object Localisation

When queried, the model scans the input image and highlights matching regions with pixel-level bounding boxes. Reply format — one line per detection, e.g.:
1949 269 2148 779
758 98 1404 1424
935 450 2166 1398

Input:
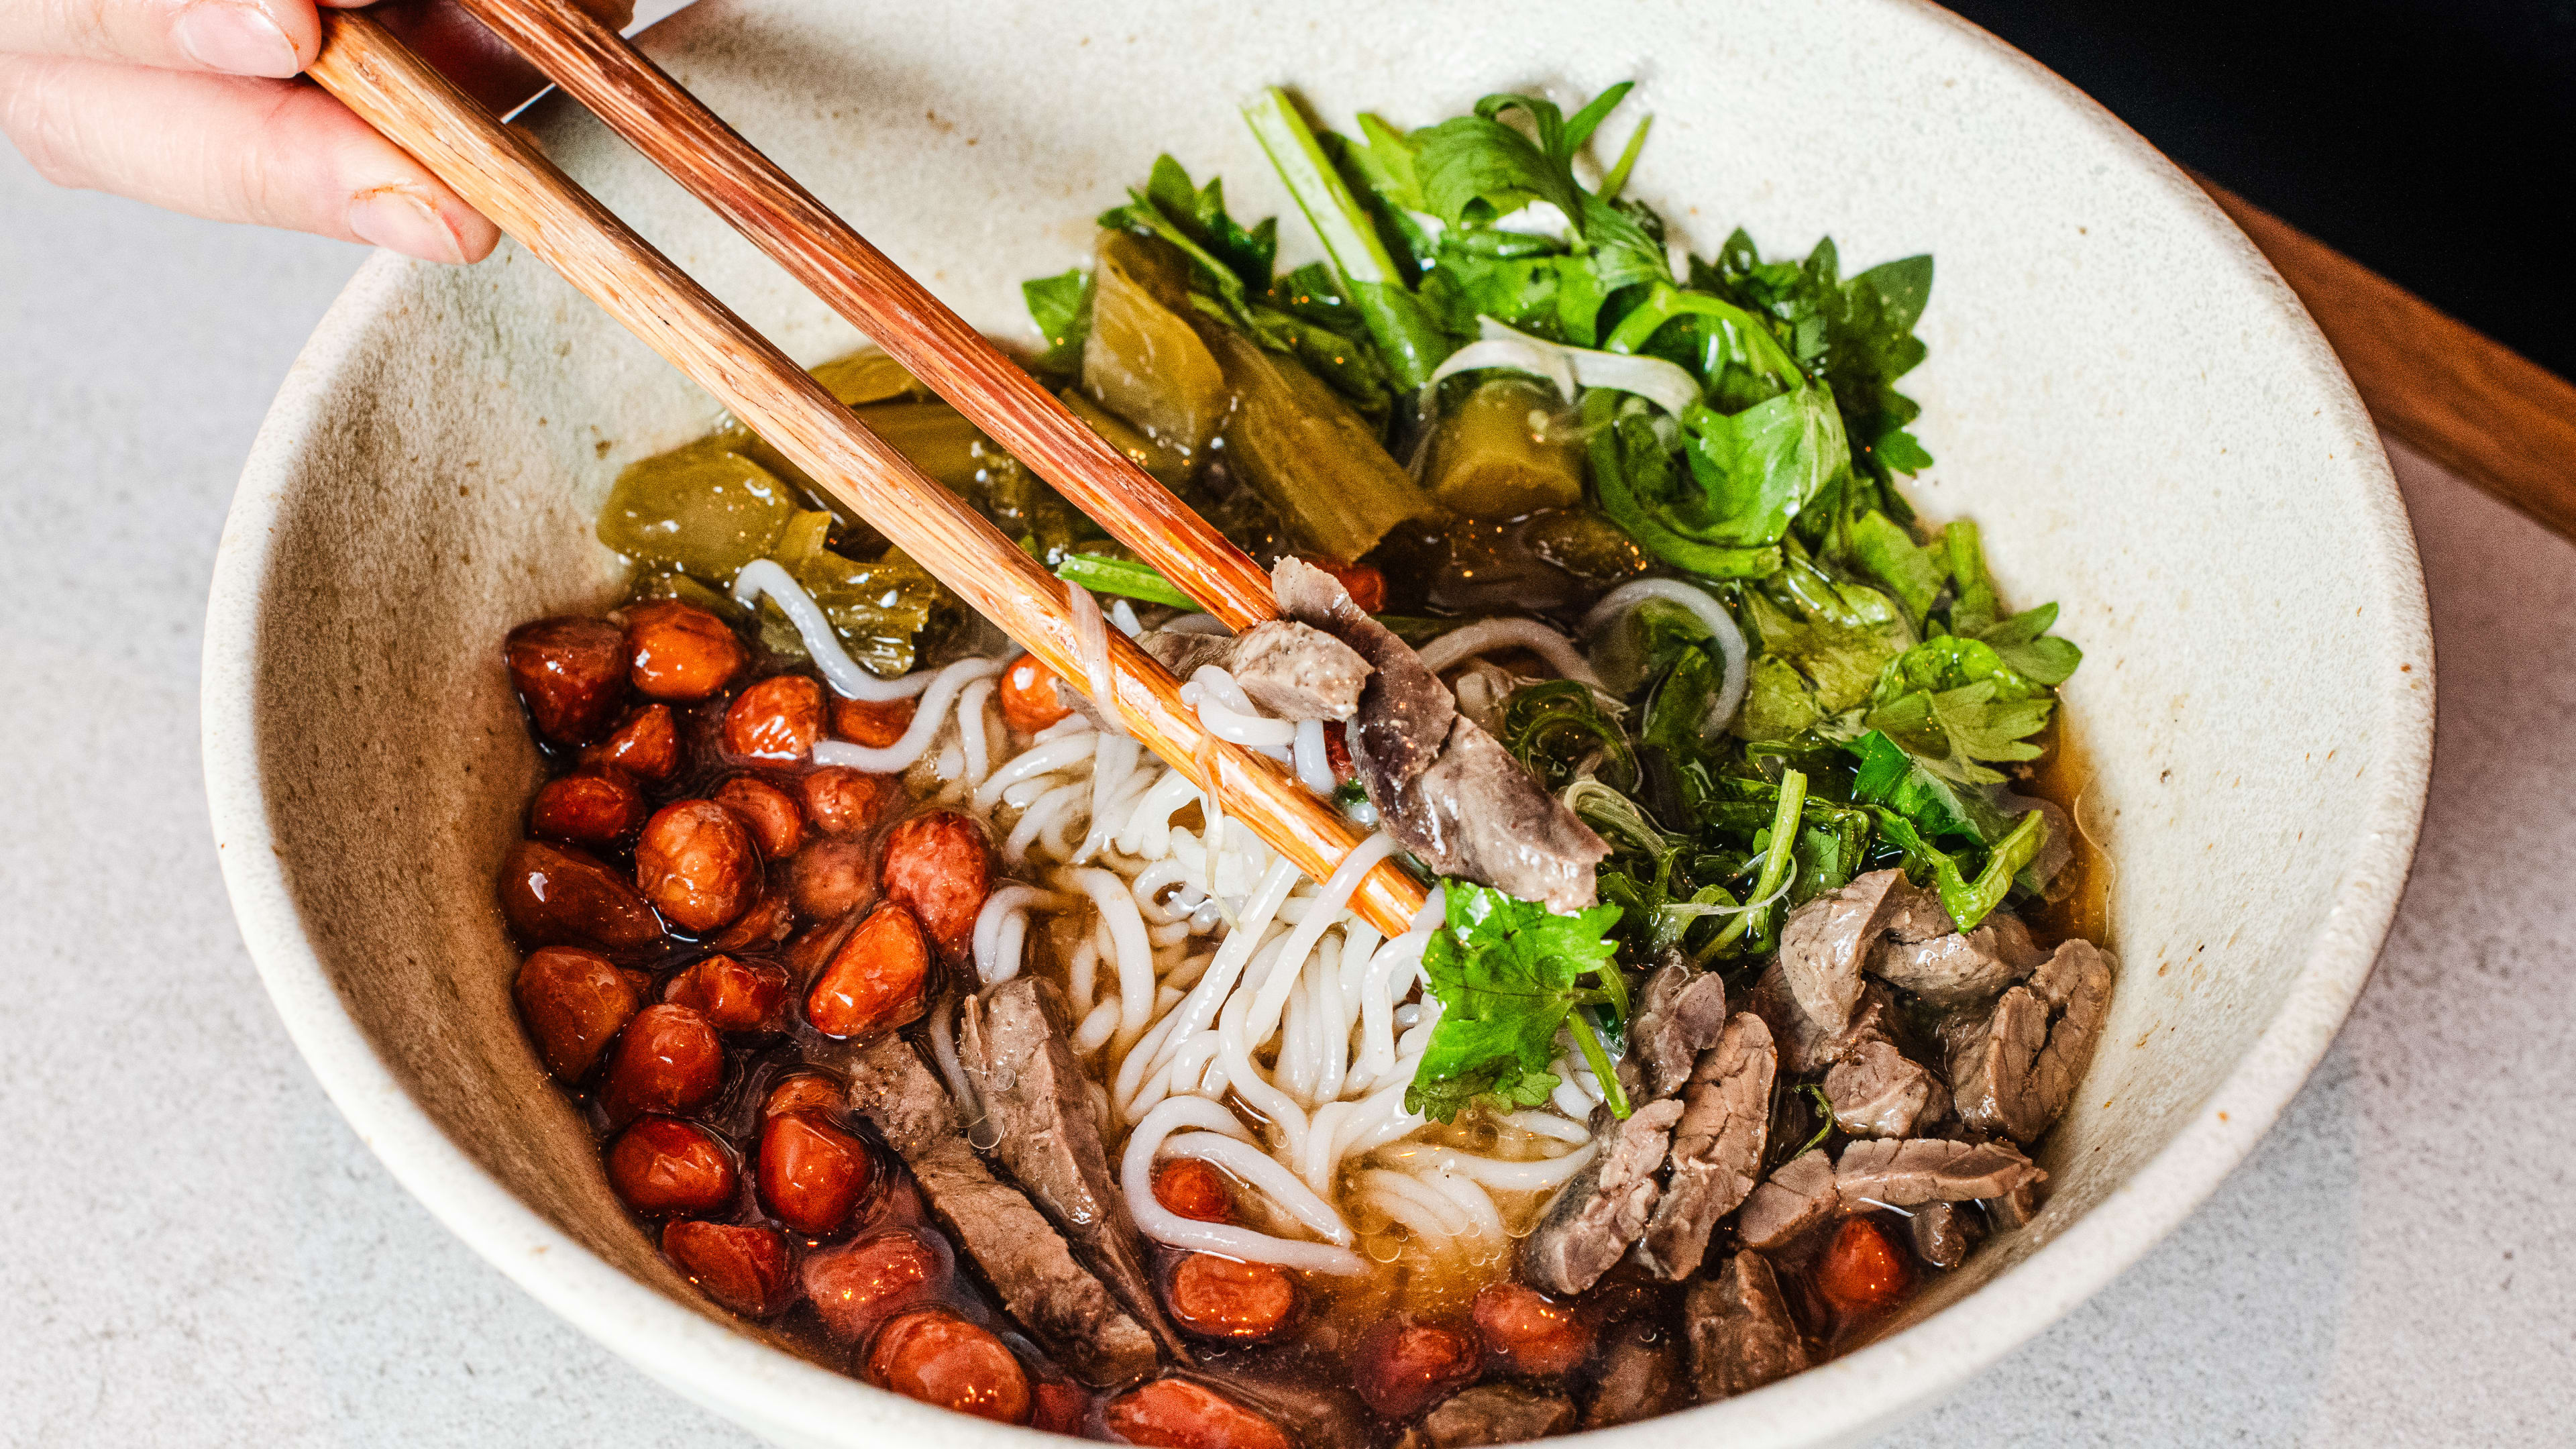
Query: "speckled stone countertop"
3 140 2568 1448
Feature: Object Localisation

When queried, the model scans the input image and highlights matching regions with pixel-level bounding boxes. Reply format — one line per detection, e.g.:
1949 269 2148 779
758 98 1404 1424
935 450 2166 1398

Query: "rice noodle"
1415 617 1602 686
972 884 1058 984
1581 578 1750 733
731 559 936 702
811 657 1003 771
1120 1098 1366 1275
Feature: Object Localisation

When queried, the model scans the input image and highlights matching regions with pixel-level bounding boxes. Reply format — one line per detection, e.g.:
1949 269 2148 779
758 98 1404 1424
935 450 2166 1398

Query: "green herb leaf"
1021 268 1093 373
1848 509 1945 623
1676 387 1850 549
1862 636 2054 785
1849 729 2009 845
1407 883 1626 1123
1870 805 2046 930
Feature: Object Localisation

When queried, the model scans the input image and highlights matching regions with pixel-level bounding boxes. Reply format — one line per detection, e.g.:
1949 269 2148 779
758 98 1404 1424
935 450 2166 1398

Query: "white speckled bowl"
203 1 2431 1444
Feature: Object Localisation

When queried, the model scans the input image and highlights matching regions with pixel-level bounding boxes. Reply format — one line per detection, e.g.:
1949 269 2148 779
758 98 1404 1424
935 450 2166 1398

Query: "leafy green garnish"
1711 768 1805 952
1502 680 1638 792
1870 806 2046 930
1862 636 2054 786
1407 884 1629 1124
1022 268 1093 374
1849 729 2008 845
1940 521 2083 684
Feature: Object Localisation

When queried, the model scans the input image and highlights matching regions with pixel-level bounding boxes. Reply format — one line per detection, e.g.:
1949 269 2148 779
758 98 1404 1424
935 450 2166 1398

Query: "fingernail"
174 1 300 78
347 189 472 264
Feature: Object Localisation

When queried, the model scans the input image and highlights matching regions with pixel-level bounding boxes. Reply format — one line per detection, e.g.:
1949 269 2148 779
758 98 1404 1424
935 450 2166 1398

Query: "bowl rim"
202 1 2432 1442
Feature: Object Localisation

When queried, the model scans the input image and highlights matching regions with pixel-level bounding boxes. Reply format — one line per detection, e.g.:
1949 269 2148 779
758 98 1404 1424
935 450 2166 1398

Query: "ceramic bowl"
204 0 2432 1443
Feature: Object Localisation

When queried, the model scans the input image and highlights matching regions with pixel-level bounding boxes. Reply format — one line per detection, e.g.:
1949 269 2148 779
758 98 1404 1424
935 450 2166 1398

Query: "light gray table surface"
4 134 2570 1448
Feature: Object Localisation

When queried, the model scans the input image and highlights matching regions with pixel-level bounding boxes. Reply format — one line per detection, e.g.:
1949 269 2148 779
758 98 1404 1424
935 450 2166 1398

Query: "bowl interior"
206 1 2429 1444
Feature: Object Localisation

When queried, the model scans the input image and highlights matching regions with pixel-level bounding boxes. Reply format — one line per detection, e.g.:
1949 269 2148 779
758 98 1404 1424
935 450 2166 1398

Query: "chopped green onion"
1055 554 1198 610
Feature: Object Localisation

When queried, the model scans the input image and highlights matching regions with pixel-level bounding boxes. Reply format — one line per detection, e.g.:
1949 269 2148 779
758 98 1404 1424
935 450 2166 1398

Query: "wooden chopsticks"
451 0 1283 632
304 11 1427 938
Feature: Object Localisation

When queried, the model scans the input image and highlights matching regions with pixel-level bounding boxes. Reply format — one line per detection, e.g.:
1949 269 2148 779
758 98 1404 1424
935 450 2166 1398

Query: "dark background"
1945 0 2575 381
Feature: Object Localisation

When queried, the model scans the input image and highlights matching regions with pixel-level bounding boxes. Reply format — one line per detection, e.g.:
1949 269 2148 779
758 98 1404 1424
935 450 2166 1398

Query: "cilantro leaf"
1849 728 2011 845
1936 519 2084 684
1848 508 1945 623
1408 884 1627 1123
1869 805 2046 930
1735 546 1916 720
1862 636 2054 786
1675 386 1851 549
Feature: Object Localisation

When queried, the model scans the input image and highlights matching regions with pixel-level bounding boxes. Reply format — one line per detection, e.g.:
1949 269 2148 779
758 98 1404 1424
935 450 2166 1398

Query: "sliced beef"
1400 1384 1576 1449
1275 557 1605 912
1833 1136 2045 1208
1582 1319 1688 1430
1735 1148 1840 1252
1275 556 1452 787
1685 1251 1811 1400
958 977 1187 1360
1947 938 2115 1142
1822 1036 1950 1139
1774 869 1912 1038
1140 619 1371 722
843 1036 1159 1385
1631 960 1730 1099
1748 965 1898 1076
1868 910 2045 1008
1876 875 1954 944
1636 1013 1775 1280
1909 1200 1978 1269
1519 1096 1684 1295
1382 713 1609 914
1982 1179 2041 1230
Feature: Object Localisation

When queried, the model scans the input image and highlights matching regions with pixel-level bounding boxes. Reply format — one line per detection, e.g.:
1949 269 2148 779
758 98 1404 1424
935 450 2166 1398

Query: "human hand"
1 0 632 262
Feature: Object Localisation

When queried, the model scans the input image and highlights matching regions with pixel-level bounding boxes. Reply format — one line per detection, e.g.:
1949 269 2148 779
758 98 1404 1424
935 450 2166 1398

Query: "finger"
0 0 321 79
0 53 499 262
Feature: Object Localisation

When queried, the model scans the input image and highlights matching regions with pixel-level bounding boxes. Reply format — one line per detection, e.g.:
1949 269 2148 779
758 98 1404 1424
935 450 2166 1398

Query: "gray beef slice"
1632 959 1731 1099
1406 1385 1576 1448
1277 556 1603 911
1141 619 1371 722
1869 925 2033 1008
1383 714 1608 913
1774 870 1911 1040
1275 556 1452 788
1982 1179 2041 1230
1520 1097 1684 1295
1909 1200 1978 1269
845 1037 1160 1385
1823 1036 1951 1138
1735 1148 1841 1251
959 978 1188 1361
843 1033 962 1152
1749 964 1899 1076
1686 1251 1811 1399
1582 1319 1688 1429
1636 1013 1776 1280
1834 1136 2044 1208
1948 938 2115 1142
